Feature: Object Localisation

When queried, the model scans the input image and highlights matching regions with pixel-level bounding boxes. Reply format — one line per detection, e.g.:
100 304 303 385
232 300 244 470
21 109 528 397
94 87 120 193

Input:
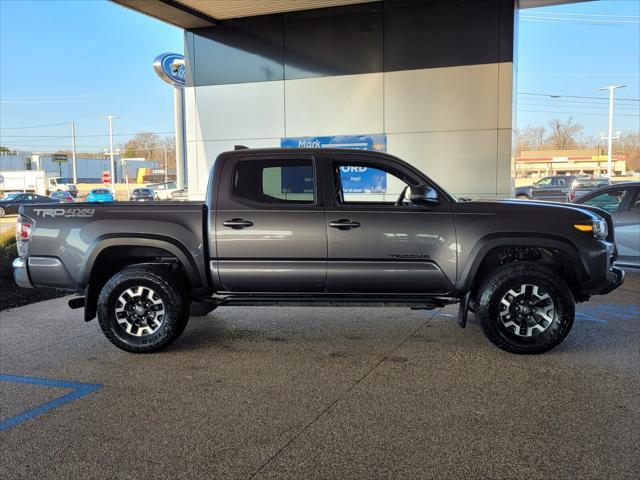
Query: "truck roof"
220 147 398 160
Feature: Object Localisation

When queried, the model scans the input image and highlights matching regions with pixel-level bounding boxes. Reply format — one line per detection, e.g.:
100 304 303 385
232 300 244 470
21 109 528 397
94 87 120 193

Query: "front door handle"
329 219 361 230
223 218 254 229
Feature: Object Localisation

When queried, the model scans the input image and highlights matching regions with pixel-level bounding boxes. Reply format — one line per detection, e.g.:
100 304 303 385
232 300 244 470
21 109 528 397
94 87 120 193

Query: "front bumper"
599 266 625 295
12 258 33 289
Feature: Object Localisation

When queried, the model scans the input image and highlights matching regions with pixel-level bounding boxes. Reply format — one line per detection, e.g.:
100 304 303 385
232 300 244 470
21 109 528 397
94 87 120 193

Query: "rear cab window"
233 158 315 205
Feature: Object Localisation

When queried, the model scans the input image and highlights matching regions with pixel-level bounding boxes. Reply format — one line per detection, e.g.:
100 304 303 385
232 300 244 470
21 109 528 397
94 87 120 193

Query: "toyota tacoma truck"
13 148 624 354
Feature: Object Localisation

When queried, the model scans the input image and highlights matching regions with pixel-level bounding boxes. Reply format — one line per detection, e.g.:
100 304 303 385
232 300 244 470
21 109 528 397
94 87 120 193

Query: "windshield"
3 193 20 200
534 177 553 187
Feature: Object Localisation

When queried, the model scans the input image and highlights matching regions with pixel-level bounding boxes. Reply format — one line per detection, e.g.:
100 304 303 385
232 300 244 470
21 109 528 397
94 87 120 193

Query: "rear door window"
233 159 315 205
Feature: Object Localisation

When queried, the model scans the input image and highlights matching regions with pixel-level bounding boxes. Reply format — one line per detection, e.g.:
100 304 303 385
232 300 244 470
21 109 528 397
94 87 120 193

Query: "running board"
215 295 456 309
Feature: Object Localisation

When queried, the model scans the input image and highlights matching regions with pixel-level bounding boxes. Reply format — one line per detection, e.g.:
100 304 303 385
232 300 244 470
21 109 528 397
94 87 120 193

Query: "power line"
518 109 639 117
526 11 640 19
0 131 175 138
518 102 639 111
0 122 70 130
520 16 639 25
518 92 640 102
518 98 639 107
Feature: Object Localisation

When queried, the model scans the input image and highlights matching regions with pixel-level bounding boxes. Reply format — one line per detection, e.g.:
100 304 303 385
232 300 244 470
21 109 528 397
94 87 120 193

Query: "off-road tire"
97 266 189 353
476 262 574 354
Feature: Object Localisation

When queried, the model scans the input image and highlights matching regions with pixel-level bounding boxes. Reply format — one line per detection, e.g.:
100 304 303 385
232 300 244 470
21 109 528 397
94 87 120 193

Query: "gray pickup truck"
515 175 577 202
13 148 624 354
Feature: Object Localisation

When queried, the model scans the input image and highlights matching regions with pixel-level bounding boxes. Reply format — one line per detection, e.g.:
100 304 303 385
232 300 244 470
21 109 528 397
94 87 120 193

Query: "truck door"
614 188 640 266
213 155 327 292
531 177 556 201
324 156 456 294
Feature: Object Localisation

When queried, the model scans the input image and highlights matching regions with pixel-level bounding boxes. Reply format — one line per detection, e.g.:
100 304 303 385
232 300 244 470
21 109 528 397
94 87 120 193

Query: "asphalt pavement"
1 270 639 479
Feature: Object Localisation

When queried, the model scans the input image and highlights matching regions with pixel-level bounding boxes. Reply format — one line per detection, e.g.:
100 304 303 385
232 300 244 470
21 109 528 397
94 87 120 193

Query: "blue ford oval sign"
153 53 186 87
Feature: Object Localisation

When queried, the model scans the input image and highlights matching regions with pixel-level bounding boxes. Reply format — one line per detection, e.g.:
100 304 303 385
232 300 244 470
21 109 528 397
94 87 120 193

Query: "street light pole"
70 121 77 184
101 115 121 194
599 84 625 178
164 146 168 183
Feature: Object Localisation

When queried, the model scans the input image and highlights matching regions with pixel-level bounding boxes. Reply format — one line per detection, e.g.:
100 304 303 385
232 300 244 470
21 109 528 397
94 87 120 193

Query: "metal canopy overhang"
112 0 592 30
112 0 372 28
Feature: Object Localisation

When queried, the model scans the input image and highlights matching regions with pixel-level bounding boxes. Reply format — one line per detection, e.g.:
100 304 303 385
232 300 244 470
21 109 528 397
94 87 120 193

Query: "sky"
0 0 639 154
0 0 183 153
517 0 640 140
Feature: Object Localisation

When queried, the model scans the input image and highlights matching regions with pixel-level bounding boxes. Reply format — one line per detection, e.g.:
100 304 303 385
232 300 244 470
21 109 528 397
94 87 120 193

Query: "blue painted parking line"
0 374 102 431
576 303 640 324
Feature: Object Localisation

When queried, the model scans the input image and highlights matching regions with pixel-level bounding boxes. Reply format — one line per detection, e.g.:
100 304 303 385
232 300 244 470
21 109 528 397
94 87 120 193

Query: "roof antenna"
234 145 249 150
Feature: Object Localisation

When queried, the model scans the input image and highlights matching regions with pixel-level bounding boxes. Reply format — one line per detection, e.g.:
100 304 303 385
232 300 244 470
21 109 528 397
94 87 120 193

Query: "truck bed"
18 201 208 293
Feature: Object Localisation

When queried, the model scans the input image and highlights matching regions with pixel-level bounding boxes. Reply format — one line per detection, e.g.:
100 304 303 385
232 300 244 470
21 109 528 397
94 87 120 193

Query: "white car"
146 181 179 200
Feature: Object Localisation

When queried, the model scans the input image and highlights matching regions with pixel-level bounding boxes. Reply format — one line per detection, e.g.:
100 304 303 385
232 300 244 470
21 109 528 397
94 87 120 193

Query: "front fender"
457 233 585 293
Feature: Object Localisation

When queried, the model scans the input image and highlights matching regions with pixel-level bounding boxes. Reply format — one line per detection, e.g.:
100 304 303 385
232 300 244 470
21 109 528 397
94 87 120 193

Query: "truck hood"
453 198 614 242
456 197 607 218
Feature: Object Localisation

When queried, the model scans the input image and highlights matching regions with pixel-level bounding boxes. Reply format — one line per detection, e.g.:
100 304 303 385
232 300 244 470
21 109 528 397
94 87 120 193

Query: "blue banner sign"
339 166 386 193
281 165 314 194
281 134 386 152
281 134 387 192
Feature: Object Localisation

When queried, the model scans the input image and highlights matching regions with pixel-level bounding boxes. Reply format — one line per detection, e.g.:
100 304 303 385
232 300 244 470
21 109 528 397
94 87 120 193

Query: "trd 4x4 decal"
32 208 95 218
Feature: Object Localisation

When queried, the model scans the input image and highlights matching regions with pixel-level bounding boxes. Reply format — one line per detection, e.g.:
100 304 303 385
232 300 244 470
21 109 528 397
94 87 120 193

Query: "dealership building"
115 0 575 199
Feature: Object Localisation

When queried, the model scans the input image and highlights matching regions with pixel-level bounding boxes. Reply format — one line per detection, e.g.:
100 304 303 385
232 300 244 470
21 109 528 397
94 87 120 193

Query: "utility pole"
164 145 168 183
599 84 625 178
70 121 77 184
101 115 121 194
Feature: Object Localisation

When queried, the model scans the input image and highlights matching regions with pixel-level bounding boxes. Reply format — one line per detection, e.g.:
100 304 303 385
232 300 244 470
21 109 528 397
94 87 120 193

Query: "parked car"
129 188 157 202
50 191 75 203
49 178 78 198
171 188 189 201
574 182 640 268
0 192 58 217
146 181 179 200
14 148 624 355
515 175 577 202
568 177 611 202
86 189 115 203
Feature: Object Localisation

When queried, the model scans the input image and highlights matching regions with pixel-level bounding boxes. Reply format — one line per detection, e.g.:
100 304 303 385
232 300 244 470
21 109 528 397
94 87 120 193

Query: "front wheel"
97 266 189 353
476 262 574 354
0 207 5 217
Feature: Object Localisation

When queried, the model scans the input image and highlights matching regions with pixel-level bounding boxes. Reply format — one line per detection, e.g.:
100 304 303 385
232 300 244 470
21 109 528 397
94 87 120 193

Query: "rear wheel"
97 266 189 353
476 262 574 354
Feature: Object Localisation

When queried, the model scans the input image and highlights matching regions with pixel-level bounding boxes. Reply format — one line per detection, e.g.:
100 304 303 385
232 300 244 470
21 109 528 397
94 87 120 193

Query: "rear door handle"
223 218 254 229
329 219 361 230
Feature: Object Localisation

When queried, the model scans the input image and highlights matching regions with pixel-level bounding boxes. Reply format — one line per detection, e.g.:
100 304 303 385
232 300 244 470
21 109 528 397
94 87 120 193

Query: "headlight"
593 219 608 239
574 219 608 239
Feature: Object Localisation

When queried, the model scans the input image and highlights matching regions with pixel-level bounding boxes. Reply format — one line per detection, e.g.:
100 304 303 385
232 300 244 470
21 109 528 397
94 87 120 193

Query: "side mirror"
410 186 439 206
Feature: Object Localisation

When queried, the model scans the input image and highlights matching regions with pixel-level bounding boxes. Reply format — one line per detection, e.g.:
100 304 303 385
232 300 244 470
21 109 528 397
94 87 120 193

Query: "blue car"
86 188 115 203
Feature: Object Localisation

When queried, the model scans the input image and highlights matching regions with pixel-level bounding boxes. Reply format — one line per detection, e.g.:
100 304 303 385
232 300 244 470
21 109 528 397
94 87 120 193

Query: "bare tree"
122 132 162 161
615 131 640 172
161 136 176 169
516 126 546 153
546 118 583 150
